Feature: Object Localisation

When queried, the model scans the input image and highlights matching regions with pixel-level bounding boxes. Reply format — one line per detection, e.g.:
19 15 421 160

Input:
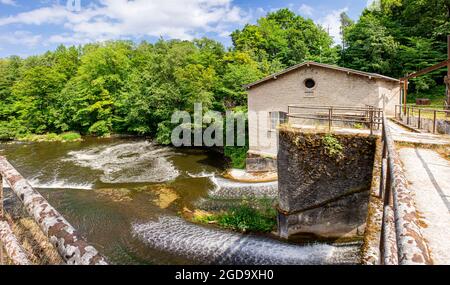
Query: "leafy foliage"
340 0 449 97
195 199 277 233
322 134 344 159
0 3 448 165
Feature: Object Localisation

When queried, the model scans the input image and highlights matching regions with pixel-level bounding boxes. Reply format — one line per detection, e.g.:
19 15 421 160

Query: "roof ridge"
244 61 399 89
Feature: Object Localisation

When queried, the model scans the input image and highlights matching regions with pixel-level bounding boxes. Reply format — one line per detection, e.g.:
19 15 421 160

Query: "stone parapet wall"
277 127 376 239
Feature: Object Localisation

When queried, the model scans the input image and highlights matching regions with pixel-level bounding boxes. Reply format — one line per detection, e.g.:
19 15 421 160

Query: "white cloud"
317 7 348 45
0 0 17 6
0 0 248 45
0 31 42 47
298 4 313 17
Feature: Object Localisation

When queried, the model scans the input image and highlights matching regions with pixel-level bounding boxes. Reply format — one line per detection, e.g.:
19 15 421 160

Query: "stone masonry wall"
277 127 376 239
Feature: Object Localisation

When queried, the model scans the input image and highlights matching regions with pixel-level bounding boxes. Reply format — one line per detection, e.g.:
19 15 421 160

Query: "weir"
133 216 360 265
210 176 278 199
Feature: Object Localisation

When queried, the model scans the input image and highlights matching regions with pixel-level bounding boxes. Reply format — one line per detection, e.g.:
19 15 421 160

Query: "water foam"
132 217 360 265
2 177 93 190
209 176 278 199
65 141 179 184
187 171 215 178
28 178 94 190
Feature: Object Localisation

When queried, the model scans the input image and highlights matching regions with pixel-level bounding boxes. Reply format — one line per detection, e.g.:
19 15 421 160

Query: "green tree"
231 8 338 67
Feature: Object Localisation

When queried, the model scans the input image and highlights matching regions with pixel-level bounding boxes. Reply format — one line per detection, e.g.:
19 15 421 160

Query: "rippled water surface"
1 138 226 264
0 138 360 265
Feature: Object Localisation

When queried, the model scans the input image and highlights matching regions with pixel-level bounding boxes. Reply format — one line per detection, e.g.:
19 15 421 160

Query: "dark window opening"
305 79 316 89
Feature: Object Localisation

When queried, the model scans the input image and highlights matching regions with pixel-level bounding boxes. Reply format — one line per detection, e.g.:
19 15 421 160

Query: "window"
270 111 288 130
304 78 316 89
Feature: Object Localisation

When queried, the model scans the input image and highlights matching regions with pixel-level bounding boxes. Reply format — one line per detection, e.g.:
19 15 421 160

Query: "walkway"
387 119 450 145
398 148 450 265
387 120 450 264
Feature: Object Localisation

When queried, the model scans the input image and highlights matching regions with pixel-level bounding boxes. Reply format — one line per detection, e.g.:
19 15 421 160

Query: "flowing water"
0 138 360 265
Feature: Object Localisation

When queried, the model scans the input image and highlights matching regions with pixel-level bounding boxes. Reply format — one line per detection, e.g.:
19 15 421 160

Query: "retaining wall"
277 127 376 239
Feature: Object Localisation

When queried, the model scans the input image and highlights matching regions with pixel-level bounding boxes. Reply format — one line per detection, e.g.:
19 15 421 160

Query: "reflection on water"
0 138 360 265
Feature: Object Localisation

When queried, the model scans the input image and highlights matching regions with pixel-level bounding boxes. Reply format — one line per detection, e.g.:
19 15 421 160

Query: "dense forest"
0 0 449 166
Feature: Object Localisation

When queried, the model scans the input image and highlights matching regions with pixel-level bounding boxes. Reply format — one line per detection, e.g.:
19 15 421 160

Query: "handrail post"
418 109 421 129
407 107 410 125
433 110 437 134
370 109 374 135
328 107 333 132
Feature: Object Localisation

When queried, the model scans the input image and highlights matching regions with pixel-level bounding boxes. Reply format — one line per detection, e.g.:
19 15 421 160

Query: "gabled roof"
244 61 400 89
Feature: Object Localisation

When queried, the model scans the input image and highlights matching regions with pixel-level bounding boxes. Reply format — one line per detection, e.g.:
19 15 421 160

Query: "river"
0 138 360 265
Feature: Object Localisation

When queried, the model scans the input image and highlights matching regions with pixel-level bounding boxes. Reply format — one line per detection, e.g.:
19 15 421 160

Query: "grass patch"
193 198 277 233
353 123 364 129
18 132 82 142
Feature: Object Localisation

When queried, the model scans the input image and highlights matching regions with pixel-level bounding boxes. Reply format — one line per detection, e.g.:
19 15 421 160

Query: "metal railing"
378 116 432 265
287 105 383 135
395 105 450 134
0 156 108 265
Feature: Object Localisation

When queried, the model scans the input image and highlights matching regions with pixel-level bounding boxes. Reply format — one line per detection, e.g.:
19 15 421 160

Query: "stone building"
244 61 401 170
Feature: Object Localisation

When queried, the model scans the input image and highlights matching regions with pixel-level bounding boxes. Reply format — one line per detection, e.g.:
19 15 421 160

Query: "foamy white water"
28 178 94 190
65 141 179 184
187 171 215 178
2 178 93 190
210 176 278 199
132 217 360 265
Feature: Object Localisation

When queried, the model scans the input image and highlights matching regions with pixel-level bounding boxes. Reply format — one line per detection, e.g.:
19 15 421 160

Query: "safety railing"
395 105 450 134
378 116 432 265
0 156 108 265
287 105 383 135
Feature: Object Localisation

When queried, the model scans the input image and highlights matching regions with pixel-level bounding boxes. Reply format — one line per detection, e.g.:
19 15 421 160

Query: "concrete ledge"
361 138 384 265
246 154 277 173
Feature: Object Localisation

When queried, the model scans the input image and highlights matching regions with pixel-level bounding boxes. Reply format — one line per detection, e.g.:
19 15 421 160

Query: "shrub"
88 120 111 137
322 134 344 158
224 146 249 169
195 199 277 233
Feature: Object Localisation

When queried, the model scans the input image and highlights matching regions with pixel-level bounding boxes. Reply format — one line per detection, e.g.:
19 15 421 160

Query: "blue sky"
0 0 373 58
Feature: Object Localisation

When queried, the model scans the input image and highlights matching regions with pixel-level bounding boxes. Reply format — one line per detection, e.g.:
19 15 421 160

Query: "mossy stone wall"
277 128 376 239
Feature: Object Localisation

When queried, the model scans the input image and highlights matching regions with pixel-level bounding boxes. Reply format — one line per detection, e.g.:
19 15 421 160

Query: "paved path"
387 120 450 145
399 148 450 265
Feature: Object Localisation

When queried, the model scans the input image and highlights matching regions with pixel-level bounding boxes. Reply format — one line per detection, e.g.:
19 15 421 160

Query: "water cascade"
132 217 360 265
